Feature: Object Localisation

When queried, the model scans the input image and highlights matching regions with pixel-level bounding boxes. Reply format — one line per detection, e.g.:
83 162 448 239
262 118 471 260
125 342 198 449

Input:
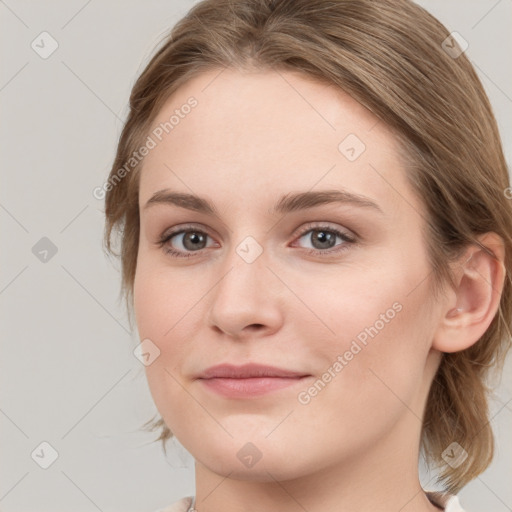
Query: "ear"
432 232 506 353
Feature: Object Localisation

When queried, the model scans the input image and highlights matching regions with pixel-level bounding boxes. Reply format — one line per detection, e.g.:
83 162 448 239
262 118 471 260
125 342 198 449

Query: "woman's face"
134 68 445 480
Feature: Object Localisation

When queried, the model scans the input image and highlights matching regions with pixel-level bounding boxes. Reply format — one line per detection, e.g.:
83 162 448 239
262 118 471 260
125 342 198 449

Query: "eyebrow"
143 189 383 216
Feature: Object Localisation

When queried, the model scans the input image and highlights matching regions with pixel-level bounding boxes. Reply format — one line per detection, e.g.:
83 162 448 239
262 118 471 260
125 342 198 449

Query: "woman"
102 0 512 510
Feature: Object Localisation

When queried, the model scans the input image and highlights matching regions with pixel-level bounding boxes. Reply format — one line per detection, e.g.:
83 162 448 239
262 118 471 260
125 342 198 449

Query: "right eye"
157 226 217 258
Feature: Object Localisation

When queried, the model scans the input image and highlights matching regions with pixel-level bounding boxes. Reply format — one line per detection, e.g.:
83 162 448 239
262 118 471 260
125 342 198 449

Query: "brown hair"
102 0 512 494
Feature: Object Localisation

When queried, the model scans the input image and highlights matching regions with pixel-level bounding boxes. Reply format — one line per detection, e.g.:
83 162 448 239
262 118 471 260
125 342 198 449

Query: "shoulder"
152 496 194 512
425 491 466 511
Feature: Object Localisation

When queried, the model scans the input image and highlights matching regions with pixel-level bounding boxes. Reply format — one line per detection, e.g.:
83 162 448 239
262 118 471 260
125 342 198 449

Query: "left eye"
157 225 356 258
294 227 355 252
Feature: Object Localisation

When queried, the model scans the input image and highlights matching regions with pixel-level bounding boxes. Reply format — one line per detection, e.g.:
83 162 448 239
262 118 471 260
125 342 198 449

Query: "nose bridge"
214 234 269 306
207 232 282 336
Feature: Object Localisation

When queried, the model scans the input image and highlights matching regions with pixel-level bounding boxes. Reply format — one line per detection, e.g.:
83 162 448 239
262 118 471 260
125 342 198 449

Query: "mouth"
197 363 312 398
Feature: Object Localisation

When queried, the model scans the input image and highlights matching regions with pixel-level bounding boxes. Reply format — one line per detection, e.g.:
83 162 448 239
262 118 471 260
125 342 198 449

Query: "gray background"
1 1 510 511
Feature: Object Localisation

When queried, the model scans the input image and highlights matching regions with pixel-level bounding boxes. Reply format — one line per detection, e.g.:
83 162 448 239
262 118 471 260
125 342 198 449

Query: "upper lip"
198 363 310 379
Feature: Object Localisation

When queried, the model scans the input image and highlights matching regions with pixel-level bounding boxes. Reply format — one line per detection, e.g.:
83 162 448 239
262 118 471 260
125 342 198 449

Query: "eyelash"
156 223 357 259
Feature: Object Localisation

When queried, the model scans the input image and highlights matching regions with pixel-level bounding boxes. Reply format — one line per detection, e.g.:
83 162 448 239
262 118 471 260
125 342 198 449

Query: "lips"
198 363 309 379
196 363 312 398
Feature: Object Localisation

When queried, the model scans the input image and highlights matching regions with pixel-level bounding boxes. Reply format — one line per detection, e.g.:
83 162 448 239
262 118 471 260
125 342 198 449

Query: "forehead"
138 68 417 219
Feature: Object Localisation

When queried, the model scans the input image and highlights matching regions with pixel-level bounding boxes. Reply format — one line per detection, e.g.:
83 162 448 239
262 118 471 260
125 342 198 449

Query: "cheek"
133 261 194 402
133 255 201 342
293 260 435 429
134 267 201 446
288 241 434 387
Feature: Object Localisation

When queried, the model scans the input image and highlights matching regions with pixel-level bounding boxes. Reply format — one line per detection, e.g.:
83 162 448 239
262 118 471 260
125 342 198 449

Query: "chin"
199 455 308 482
190 436 317 482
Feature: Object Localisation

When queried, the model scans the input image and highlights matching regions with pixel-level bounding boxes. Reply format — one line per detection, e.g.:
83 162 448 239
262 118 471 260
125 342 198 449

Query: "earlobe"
432 232 506 353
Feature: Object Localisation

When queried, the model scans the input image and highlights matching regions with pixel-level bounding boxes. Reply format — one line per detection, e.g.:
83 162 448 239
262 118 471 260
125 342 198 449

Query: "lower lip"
199 376 311 398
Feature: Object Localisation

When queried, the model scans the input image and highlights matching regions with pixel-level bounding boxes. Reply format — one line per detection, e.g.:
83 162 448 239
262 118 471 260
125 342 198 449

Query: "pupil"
314 230 334 249
185 232 204 250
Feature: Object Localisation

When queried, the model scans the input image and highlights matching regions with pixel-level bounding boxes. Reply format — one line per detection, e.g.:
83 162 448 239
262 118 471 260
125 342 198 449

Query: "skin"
133 68 505 512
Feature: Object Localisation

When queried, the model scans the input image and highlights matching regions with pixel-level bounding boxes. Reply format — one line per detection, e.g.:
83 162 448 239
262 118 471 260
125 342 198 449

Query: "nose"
207 244 284 340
